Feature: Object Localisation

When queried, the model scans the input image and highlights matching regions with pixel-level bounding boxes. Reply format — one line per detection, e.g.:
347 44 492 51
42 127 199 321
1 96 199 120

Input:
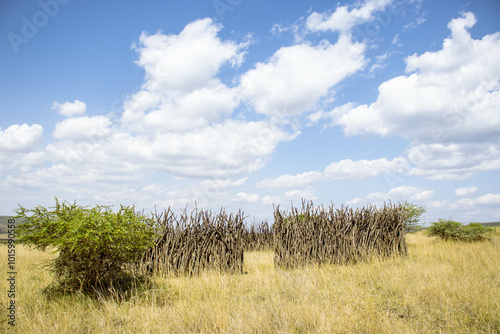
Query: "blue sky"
1 0 500 224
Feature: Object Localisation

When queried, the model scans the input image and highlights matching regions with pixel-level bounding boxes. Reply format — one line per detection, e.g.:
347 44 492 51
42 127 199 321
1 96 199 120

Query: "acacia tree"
400 201 426 233
16 198 156 295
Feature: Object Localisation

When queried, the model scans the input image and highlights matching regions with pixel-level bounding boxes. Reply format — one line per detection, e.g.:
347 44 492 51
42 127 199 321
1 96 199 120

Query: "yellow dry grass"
1 229 499 333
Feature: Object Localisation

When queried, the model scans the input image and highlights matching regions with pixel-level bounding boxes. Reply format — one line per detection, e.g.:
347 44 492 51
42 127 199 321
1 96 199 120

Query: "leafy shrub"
426 219 462 240
460 223 495 241
16 199 156 296
400 201 426 233
427 219 494 242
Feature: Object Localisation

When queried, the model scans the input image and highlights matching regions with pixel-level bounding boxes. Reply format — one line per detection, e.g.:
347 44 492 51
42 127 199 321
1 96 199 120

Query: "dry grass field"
1 229 499 333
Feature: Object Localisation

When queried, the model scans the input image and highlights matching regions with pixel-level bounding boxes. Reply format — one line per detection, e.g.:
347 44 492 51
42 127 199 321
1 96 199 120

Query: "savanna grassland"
1 229 499 333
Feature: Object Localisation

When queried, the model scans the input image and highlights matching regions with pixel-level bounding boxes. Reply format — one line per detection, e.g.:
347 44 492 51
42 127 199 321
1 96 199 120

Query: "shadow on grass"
42 271 156 303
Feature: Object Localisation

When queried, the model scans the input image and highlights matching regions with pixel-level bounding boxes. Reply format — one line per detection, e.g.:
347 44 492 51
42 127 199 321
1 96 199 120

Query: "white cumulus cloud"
0 124 43 152
114 18 298 178
52 100 87 117
306 0 393 34
357 186 434 206
387 186 434 201
240 36 365 117
53 116 112 142
259 157 408 189
133 18 247 93
236 192 259 203
455 193 500 208
455 186 478 197
407 143 500 180
324 157 408 180
335 12 500 180
337 12 500 140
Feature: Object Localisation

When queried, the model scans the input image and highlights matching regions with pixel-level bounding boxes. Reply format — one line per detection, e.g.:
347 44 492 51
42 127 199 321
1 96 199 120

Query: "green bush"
400 201 426 233
460 223 494 242
16 199 156 296
427 219 494 242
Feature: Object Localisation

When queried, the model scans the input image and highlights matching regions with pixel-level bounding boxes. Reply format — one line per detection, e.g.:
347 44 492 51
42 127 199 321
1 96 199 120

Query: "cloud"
53 116 112 142
236 192 259 203
366 52 390 77
52 100 87 117
335 12 500 179
123 18 248 134
46 118 298 179
403 12 427 30
455 186 478 197
133 18 247 93
392 33 401 46
3 10 376 210
337 12 500 140
352 186 434 207
261 187 317 207
259 157 408 189
387 186 434 201
407 143 500 180
454 193 500 209
417 193 500 222
347 197 365 206
305 0 393 34
307 102 357 126
324 157 408 179
405 12 478 74
122 84 239 133
284 188 317 200
144 120 297 178
2 156 148 208
366 192 388 201
262 195 281 206
426 200 452 210
8 8 497 225
200 177 247 191
0 151 45 176
258 171 322 190
0 124 43 152
115 18 298 178
239 35 365 117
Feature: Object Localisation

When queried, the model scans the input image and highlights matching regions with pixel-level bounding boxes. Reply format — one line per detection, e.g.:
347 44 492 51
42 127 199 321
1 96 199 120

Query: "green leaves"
15 198 156 295
427 219 495 242
399 201 426 233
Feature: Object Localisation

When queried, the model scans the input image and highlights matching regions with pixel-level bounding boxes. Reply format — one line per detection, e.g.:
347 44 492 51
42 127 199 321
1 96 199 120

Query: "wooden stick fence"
141 207 245 276
273 201 407 268
243 220 273 251
140 201 407 274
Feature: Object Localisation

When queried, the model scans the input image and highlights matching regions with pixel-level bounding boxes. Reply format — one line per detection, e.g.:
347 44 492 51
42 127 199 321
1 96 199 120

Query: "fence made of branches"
273 201 407 268
141 207 245 275
243 220 273 251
